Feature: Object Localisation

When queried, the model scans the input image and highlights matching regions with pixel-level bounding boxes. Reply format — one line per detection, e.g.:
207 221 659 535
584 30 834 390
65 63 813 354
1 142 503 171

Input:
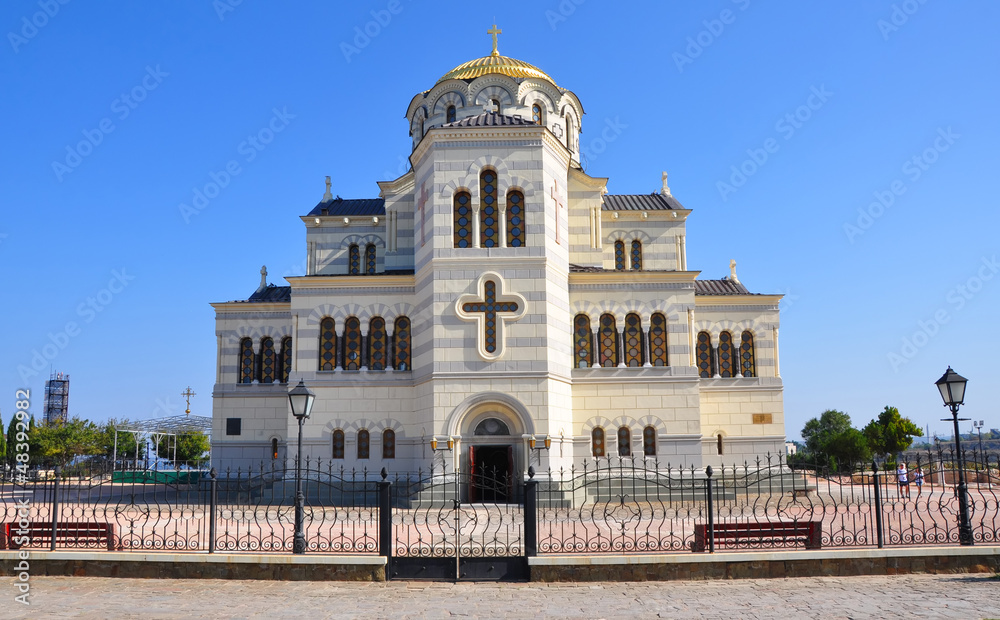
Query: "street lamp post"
973 420 985 457
935 367 973 546
288 380 316 554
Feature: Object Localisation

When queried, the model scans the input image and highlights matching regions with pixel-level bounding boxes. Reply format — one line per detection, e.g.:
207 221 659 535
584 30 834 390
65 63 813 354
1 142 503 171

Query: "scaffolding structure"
113 415 213 468
43 372 70 424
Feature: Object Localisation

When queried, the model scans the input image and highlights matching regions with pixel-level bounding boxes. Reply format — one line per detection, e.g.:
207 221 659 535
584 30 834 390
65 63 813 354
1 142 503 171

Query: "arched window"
630 240 642 270
319 318 336 371
617 426 631 457
643 426 656 456
531 103 542 125
717 433 724 456
357 429 370 459
368 317 387 371
238 338 254 384
271 438 279 460
599 314 618 367
490 98 501 114
382 429 396 459
332 430 345 459
280 336 292 383
446 105 456 123
718 331 735 378
453 191 472 248
259 337 276 383
506 190 525 247
592 427 605 457
696 331 714 378
624 313 643 367
573 313 592 368
566 115 574 150
348 244 361 275
344 317 362 370
649 313 668 366
614 240 626 271
393 316 411 370
365 244 376 275
740 331 756 378
480 169 499 247
475 417 511 435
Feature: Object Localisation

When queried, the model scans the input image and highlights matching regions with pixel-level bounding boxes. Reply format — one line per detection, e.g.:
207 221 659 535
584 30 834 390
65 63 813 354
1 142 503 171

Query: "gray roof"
603 194 686 211
308 197 386 217
441 112 537 128
247 285 292 303
695 279 753 295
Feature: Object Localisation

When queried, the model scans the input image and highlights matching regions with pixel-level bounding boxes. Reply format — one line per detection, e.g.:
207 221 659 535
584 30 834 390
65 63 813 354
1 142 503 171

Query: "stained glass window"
574 314 592 368
344 317 362 370
480 169 499 247
365 244 376 275
643 426 656 456
461 280 519 355
332 430 345 459
348 245 361 275
697 331 714 378
592 427 605 457
259 337 276 383
718 331 735 378
453 191 472 248
393 316 411 370
506 190 525 247
618 426 631 457
624 313 643 367
280 337 292 383
599 313 618 367
446 105 456 123
532 103 542 124
630 240 642 270
650 313 668 366
368 317 387 371
239 338 254 384
357 429 370 459
740 330 756 378
271 438 278 460
382 429 395 459
319 318 336 371
614 240 626 271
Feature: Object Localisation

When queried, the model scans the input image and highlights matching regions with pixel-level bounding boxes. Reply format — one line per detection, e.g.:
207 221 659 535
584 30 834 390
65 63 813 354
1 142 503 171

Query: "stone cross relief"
551 180 565 244
482 100 499 114
456 276 527 360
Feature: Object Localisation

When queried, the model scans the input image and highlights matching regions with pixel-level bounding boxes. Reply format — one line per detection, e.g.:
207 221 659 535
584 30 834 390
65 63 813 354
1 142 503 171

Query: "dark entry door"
471 445 514 503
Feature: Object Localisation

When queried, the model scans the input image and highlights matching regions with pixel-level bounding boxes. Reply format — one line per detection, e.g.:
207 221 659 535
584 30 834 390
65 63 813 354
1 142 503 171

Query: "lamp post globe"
935 367 973 546
288 380 315 554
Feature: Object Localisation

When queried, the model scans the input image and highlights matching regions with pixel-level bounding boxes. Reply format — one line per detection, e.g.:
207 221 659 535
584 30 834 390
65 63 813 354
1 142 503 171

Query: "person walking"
897 462 910 499
913 466 924 496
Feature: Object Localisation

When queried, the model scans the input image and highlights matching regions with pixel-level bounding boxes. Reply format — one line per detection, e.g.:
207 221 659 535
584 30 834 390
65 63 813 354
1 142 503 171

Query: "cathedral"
210 29 786 477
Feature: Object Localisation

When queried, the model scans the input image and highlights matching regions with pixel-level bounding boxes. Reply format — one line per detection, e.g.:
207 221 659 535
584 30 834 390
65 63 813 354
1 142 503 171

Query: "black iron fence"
0 451 997 559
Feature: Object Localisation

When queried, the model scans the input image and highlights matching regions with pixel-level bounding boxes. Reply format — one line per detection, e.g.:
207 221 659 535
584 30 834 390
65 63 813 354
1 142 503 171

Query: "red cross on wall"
551 180 565 244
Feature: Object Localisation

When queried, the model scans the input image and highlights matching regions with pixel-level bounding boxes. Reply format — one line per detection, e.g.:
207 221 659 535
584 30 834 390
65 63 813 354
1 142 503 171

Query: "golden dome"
437 53 557 86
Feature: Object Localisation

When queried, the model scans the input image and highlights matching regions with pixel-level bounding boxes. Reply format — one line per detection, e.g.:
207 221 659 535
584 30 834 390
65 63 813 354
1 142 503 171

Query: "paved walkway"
6 574 1000 619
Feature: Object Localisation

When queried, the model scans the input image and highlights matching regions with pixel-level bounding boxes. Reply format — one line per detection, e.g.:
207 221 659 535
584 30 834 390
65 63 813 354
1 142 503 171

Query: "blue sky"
2 1 997 442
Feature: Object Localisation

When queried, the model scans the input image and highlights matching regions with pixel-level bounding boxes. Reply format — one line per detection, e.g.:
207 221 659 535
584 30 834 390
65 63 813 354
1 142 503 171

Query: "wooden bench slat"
692 521 822 552
2 522 116 551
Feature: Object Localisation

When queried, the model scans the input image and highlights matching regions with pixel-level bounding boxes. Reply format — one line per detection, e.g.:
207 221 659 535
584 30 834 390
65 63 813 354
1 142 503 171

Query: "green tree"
28 417 103 467
799 409 873 472
156 431 210 465
863 406 922 459
6 414 19 465
822 428 872 471
97 419 144 461
801 410 853 455
0 411 7 466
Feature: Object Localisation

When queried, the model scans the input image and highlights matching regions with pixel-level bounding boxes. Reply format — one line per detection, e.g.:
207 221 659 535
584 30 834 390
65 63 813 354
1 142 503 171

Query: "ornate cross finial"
730 259 739 283
260 265 268 290
323 175 332 201
181 386 196 415
482 100 499 114
488 23 502 56
661 171 672 196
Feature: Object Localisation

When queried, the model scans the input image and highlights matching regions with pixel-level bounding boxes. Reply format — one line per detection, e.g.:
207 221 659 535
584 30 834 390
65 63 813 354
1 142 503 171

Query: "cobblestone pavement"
5 574 1000 619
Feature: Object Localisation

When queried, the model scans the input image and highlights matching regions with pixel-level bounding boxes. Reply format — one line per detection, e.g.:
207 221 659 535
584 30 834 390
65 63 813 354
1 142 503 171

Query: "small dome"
437 53 557 86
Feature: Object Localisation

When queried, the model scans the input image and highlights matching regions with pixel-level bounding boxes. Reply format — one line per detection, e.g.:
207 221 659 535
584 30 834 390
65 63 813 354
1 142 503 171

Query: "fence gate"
388 466 527 581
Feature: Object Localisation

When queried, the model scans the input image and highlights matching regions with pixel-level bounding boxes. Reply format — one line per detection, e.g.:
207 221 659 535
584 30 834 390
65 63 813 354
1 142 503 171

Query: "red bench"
693 521 822 552
1 522 116 551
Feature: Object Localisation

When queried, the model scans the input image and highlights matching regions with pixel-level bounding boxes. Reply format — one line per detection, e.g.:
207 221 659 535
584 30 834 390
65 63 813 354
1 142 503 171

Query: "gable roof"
441 112 538 128
308 197 386 217
695 279 752 295
603 193 686 211
247 285 292 303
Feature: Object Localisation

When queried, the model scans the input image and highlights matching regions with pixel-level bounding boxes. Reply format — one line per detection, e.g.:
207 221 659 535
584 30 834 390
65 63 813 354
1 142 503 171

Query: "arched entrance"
470 417 514 503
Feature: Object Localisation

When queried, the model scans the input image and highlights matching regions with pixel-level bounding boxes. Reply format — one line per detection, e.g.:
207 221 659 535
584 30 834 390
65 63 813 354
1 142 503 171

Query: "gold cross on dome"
488 24 502 56
181 386 196 415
